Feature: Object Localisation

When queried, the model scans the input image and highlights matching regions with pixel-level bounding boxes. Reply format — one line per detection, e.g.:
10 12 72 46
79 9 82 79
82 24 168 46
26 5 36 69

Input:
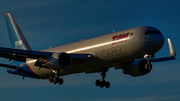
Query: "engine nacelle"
123 59 152 77
46 52 72 70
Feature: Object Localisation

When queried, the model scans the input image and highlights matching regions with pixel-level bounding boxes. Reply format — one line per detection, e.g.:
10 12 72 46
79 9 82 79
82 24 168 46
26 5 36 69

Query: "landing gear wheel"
53 77 58 84
49 76 53 83
95 80 100 86
59 78 64 85
105 81 110 88
100 81 105 88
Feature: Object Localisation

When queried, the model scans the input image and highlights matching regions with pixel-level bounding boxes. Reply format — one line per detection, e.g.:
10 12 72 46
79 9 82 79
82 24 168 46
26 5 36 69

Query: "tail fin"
4 13 31 51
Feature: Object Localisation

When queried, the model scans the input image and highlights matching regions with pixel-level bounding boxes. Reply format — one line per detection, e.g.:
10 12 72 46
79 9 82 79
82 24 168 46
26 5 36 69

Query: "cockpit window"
145 31 161 35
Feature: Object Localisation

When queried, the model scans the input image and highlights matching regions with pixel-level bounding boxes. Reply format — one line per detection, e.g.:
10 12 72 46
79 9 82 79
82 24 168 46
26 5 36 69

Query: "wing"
0 47 52 62
0 46 95 69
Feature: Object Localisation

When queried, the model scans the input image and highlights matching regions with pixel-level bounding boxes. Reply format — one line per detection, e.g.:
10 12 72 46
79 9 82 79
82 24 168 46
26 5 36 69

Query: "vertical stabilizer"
4 13 31 51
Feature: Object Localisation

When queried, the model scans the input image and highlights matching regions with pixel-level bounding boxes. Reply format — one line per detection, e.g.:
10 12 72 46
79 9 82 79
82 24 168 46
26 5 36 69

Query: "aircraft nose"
155 34 164 47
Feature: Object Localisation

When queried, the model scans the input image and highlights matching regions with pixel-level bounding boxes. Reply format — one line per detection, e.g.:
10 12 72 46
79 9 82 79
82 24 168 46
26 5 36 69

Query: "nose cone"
155 34 164 49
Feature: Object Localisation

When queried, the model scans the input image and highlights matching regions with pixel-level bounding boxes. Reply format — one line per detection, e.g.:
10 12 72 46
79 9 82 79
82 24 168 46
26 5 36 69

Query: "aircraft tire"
59 78 63 85
49 76 53 83
96 80 100 86
105 81 110 88
100 81 105 88
53 77 58 84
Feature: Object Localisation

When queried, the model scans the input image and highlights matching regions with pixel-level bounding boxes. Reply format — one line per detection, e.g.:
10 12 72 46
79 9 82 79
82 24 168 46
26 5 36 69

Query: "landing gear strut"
95 69 110 88
144 54 154 68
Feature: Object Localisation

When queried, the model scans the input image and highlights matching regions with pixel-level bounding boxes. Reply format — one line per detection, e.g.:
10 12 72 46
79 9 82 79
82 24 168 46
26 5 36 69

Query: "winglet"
168 38 176 57
4 13 31 51
150 38 176 62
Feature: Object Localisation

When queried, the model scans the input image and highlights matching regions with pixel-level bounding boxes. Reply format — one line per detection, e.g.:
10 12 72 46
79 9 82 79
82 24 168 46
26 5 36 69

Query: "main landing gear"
49 76 64 85
95 70 110 88
48 70 63 85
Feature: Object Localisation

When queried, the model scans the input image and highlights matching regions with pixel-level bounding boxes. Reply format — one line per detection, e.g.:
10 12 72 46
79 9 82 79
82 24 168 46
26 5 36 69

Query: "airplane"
0 13 176 88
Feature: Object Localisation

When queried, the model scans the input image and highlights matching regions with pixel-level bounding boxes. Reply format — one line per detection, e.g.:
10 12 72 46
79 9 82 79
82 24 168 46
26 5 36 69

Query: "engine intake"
46 52 72 70
58 53 72 68
123 59 152 77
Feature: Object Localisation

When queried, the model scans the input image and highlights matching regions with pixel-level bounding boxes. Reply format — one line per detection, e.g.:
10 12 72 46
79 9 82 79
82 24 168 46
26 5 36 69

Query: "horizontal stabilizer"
0 63 18 69
151 38 176 62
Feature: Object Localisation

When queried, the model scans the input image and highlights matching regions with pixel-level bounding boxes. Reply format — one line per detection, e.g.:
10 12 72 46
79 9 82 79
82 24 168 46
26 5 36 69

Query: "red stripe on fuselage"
8 13 31 51
26 62 41 79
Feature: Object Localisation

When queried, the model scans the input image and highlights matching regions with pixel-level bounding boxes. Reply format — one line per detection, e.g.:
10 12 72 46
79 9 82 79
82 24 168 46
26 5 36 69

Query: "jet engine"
123 59 152 77
46 52 72 70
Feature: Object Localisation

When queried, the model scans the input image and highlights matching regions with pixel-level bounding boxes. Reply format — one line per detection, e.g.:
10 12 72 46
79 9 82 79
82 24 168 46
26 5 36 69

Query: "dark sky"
0 0 179 101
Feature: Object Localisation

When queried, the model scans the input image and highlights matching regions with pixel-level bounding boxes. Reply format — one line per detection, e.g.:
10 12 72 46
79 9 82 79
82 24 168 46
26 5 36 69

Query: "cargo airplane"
0 13 176 88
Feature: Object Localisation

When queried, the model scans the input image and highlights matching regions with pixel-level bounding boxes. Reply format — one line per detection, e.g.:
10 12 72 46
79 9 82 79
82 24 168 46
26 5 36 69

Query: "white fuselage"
25 26 164 79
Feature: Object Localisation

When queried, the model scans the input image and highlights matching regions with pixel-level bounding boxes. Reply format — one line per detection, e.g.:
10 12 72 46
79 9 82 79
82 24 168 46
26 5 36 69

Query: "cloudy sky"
0 0 180 101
